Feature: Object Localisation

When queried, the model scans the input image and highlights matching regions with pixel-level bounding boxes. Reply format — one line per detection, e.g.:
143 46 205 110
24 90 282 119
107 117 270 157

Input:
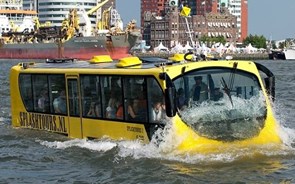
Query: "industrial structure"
22 0 116 29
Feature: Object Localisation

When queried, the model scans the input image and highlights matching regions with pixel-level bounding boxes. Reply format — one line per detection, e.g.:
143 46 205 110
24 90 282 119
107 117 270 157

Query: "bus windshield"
173 68 267 141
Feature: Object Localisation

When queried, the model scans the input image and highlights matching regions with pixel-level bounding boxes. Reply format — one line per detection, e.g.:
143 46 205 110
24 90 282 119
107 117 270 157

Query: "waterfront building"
140 0 166 29
23 0 38 11
218 0 248 43
143 1 238 49
0 0 37 34
141 0 247 44
194 0 213 15
185 0 247 43
193 5 238 44
0 0 22 10
22 0 115 29
143 7 179 48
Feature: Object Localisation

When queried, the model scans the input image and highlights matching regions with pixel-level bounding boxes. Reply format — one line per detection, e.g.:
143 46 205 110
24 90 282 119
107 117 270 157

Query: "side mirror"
264 76 275 101
255 62 275 101
163 73 177 117
165 87 177 117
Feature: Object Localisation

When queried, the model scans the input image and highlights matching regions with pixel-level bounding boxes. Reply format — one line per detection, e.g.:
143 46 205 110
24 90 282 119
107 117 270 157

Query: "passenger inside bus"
151 101 165 122
127 98 141 121
111 77 121 91
190 76 208 103
87 100 101 117
106 91 119 119
116 101 123 120
53 90 67 114
137 91 147 118
213 87 223 101
38 89 49 112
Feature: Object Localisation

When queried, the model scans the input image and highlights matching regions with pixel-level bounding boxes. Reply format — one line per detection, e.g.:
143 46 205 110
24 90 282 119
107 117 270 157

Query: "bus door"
66 77 83 138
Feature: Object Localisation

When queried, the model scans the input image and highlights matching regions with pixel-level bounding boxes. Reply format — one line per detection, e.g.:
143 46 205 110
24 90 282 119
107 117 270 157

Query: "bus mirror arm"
255 62 275 101
164 73 177 117
264 76 275 101
165 87 177 117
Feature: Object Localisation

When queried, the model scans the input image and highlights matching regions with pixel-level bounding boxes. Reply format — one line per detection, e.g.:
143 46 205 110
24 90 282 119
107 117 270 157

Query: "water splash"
37 119 295 165
180 92 267 141
0 116 11 125
182 92 266 123
36 94 295 164
39 138 117 152
273 99 295 148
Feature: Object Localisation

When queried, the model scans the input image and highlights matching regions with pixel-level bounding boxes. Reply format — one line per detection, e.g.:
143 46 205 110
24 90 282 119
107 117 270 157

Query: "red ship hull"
0 34 139 60
0 46 131 60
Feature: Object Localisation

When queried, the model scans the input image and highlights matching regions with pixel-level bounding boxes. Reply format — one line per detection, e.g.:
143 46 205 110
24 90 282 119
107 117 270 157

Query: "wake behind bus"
10 54 282 153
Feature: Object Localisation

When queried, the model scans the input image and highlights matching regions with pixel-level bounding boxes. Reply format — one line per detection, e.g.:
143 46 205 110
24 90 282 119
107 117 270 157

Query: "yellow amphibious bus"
10 55 282 153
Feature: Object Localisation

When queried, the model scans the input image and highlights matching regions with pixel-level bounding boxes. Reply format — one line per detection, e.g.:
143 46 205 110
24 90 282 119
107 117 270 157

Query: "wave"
37 121 295 165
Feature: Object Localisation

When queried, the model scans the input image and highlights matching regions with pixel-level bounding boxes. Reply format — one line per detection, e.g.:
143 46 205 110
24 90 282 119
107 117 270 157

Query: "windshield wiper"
221 77 233 107
221 62 238 107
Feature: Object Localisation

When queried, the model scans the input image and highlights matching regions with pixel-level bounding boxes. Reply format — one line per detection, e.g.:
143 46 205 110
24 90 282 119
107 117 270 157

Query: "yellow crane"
77 0 110 36
86 0 110 15
98 5 113 30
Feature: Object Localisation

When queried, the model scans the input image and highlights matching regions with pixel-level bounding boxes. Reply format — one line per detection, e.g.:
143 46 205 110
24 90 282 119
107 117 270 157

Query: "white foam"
0 117 7 122
39 139 117 152
273 100 295 149
36 98 295 164
37 136 294 164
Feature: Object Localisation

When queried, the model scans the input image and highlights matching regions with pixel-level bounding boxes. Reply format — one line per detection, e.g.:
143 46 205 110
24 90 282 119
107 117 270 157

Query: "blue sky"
116 0 295 41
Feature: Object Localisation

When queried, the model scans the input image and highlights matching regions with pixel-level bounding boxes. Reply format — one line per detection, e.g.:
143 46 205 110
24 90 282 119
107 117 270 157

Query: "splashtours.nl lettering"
19 112 67 133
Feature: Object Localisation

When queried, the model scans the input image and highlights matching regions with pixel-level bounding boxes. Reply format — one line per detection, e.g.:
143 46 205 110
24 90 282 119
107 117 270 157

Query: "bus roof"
15 56 259 77
18 57 181 70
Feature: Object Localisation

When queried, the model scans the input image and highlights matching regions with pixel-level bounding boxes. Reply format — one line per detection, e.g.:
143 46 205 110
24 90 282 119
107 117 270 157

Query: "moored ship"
0 0 140 60
0 31 140 60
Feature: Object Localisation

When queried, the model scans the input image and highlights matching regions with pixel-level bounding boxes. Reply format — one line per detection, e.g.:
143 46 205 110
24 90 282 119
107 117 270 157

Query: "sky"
116 0 295 41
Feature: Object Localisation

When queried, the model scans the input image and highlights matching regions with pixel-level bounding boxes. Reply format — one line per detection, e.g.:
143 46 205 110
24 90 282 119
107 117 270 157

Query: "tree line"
199 34 292 50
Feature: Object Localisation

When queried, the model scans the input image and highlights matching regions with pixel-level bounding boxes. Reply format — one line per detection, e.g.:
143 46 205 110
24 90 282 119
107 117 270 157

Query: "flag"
180 6 191 17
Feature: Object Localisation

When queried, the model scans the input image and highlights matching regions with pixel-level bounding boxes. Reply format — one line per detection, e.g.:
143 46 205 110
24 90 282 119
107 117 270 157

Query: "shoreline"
133 52 270 60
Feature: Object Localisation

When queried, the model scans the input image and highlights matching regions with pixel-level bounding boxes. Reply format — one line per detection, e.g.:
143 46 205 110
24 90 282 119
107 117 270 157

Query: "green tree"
278 41 285 49
277 39 294 49
199 35 226 46
243 34 267 48
271 41 277 49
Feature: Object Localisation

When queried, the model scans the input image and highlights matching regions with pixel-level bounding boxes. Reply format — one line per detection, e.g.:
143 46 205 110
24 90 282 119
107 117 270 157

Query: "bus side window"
147 78 165 123
82 86 92 116
48 75 66 115
101 76 122 119
32 75 49 113
81 75 102 118
19 74 33 111
123 77 147 122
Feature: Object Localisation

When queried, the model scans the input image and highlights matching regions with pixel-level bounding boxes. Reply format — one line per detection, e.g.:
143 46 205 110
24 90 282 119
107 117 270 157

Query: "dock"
133 52 270 60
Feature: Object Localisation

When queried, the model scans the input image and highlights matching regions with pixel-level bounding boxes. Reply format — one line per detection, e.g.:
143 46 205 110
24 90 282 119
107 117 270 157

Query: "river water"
1 59 295 183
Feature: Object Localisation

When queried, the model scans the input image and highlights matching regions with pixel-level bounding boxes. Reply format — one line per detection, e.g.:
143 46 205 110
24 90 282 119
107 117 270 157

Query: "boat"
0 30 140 60
10 53 282 153
283 44 295 60
269 50 286 60
0 1 140 60
269 44 295 60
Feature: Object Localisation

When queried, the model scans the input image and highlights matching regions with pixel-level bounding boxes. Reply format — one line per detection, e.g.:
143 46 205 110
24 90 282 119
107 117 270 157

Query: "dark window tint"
19 74 33 111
